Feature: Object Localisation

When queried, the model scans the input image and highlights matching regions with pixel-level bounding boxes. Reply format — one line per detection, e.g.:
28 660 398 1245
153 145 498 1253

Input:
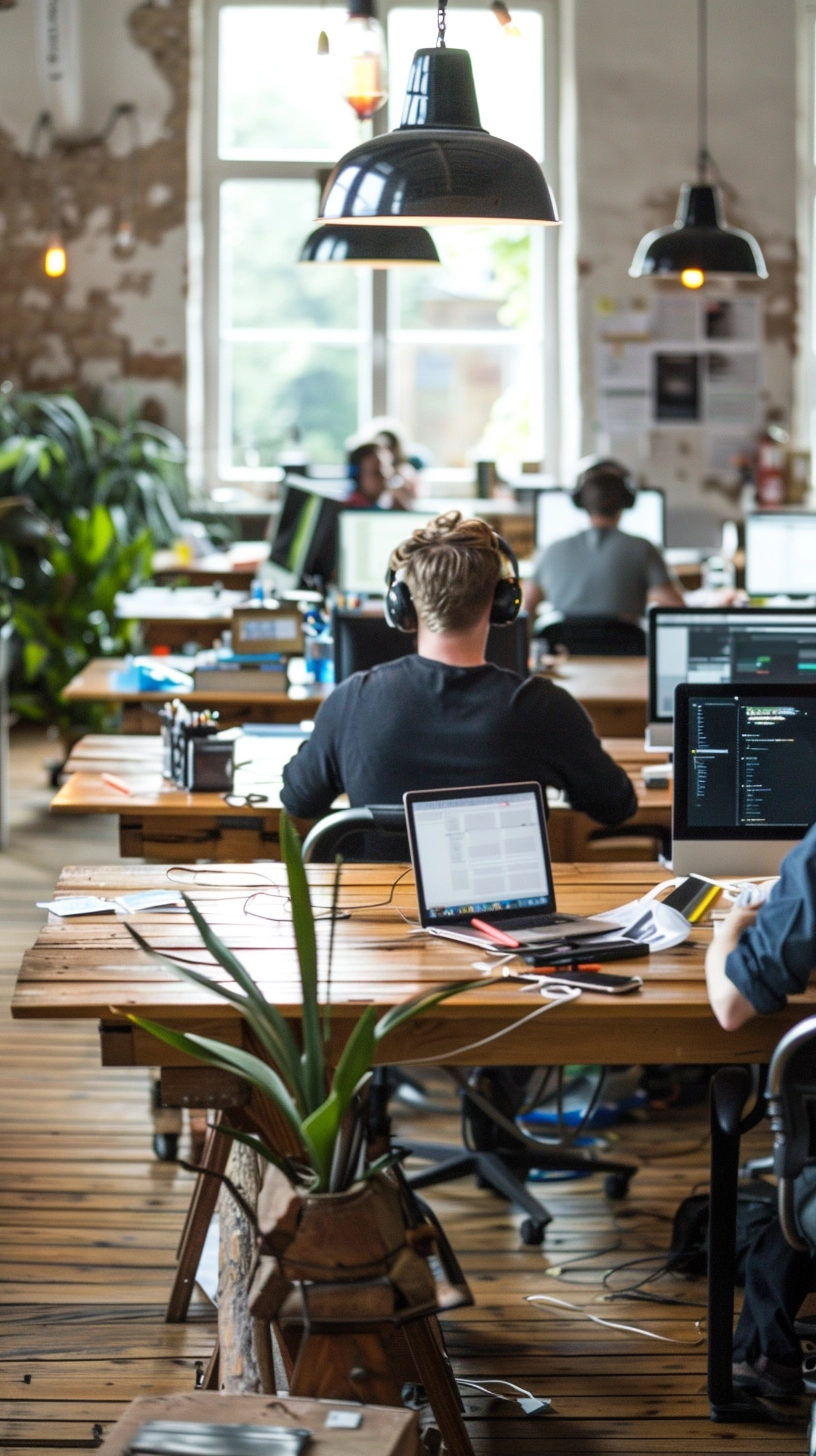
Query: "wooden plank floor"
1 727 809 1452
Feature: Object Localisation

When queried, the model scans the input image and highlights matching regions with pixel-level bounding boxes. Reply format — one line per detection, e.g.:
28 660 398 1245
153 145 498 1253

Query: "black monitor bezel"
673 680 816 842
404 780 554 927
647 605 816 725
535 485 665 551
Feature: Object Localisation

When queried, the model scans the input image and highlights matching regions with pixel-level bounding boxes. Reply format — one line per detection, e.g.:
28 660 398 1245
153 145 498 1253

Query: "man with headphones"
523 458 683 622
281 511 636 830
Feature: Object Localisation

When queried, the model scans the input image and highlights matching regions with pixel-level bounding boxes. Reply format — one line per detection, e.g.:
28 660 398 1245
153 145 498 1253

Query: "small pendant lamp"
318 0 559 227
300 223 440 265
629 0 767 287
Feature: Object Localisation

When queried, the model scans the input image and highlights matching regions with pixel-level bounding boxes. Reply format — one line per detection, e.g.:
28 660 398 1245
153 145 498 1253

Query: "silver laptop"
646 605 816 752
673 681 816 876
403 781 620 947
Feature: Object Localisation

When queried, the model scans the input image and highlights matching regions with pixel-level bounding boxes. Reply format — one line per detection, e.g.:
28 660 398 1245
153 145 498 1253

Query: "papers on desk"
592 885 691 952
38 891 183 917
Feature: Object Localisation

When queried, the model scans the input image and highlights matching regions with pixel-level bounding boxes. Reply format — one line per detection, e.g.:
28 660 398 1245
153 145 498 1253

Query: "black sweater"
281 655 636 826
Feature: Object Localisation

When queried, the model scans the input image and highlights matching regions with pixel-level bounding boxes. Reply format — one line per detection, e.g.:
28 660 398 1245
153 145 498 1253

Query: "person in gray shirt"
523 459 684 622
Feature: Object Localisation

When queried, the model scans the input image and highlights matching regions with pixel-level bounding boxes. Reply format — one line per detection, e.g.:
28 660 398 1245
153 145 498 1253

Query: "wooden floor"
1 727 809 1453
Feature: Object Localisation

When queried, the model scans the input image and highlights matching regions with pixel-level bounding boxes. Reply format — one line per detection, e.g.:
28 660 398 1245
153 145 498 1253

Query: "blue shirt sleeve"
725 823 816 1012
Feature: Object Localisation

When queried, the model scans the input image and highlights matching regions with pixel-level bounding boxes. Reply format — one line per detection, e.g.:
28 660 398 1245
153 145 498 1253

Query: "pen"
471 918 521 948
101 772 132 796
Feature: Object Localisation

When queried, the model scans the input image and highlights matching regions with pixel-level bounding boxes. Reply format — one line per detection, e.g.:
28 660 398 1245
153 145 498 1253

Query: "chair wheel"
153 1133 179 1162
519 1217 546 1246
605 1171 633 1199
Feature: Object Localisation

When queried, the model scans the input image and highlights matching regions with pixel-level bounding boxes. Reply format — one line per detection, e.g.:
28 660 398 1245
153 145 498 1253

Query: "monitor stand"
672 839 798 878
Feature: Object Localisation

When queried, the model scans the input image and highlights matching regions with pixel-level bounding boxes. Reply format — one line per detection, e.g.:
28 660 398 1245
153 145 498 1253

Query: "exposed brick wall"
0 0 188 421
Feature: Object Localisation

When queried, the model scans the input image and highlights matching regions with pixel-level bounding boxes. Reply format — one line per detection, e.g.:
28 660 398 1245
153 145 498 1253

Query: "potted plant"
124 813 494 1415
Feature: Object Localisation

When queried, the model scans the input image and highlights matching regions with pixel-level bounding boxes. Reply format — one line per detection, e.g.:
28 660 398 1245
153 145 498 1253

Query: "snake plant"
125 813 491 1193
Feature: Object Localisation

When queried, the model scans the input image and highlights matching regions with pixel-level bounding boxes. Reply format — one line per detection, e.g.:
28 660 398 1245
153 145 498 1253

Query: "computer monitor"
745 513 816 598
266 482 342 592
337 509 436 595
673 681 816 875
333 609 530 682
647 607 816 749
535 487 665 551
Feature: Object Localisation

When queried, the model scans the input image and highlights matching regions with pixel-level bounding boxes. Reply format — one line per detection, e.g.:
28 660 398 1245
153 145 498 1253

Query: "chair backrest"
302 805 407 863
332 610 530 682
767 1015 816 1250
538 615 646 657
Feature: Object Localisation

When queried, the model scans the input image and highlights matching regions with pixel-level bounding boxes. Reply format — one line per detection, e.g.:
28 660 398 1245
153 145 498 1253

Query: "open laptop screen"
404 783 554 926
648 608 816 725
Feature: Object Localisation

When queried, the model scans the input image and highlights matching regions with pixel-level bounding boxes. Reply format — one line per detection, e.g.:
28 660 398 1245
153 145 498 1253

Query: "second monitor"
536 486 665 551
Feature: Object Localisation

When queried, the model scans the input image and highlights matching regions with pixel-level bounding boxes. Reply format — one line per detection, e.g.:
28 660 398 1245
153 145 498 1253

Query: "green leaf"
331 1005 376 1112
178 896 306 1107
218 1124 307 1184
300 1090 340 1189
125 1014 307 1149
279 811 324 1114
125 919 307 1114
374 977 502 1042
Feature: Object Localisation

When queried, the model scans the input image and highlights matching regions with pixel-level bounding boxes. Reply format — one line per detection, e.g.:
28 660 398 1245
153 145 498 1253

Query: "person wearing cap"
522 459 684 622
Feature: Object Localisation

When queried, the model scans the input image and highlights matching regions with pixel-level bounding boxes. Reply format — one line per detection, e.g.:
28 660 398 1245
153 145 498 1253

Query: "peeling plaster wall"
573 0 797 530
0 0 189 435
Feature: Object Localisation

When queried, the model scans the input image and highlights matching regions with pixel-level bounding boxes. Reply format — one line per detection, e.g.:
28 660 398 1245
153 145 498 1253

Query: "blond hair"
390 511 502 633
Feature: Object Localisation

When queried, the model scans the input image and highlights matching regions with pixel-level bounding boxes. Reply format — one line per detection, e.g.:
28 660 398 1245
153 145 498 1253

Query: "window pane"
394 227 532 330
221 180 359 330
393 341 542 467
387 9 544 160
227 342 359 467
219 6 366 161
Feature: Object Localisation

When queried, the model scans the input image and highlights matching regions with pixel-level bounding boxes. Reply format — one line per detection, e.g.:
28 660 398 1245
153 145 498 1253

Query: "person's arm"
521 680 637 826
647 581 685 607
281 691 347 820
705 907 761 1030
523 579 544 614
705 827 816 1029
644 544 685 607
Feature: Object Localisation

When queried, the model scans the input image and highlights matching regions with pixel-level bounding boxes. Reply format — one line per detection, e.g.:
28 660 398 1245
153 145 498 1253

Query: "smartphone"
536 968 643 994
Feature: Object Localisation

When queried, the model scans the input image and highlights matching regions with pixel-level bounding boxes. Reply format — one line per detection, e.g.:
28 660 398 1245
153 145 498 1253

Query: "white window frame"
193 0 566 496
796 0 816 480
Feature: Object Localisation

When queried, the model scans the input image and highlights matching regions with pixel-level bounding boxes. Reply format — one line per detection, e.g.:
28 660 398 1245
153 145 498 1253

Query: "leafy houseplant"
0 390 188 547
126 812 490 1193
9 503 151 733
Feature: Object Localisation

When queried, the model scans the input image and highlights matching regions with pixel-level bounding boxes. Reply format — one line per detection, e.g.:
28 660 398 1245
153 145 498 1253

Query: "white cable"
526 1293 704 1345
457 1379 535 1401
394 986 581 1065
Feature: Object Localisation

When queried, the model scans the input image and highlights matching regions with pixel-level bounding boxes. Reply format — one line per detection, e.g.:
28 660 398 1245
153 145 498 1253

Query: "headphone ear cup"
384 579 417 632
490 576 522 626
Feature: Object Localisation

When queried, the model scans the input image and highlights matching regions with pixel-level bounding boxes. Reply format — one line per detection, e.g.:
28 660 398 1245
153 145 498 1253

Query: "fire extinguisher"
755 423 787 507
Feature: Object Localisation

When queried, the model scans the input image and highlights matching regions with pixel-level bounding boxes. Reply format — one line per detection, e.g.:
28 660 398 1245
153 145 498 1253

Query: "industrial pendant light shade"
300 223 440 265
629 0 766 286
319 38 559 226
629 182 768 282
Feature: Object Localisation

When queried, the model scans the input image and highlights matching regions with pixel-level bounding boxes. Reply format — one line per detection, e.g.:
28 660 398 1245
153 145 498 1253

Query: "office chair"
586 823 671 862
536 615 646 657
332 609 530 682
303 806 638 1244
704 1038 814 1426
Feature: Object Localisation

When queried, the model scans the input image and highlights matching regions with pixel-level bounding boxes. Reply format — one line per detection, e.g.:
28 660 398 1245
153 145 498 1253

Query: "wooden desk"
53 736 671 863
13 861 810 1067
62 660 327 732
537 657 647 737
152 544 269 593
115 587 247 651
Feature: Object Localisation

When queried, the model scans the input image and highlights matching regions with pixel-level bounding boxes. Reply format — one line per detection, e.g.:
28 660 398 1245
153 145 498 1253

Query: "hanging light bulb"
338 0 388 120
113 218 135 258
319 0 558 227
44 237 67 277
630 0 766 282
491 1 522 39
317 28 329 54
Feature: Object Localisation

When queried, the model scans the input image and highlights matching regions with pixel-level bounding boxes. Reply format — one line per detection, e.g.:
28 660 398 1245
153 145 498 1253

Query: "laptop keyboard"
500 912 576 931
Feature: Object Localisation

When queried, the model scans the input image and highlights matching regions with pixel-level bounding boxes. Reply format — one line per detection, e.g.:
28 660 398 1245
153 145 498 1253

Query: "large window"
201 0 557 488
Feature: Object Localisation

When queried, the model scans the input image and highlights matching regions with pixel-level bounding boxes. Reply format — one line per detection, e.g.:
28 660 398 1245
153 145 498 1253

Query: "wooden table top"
13 861 811 1066
52 735 670 820
539 656 647 705
115 586 247 622
62 658 328 711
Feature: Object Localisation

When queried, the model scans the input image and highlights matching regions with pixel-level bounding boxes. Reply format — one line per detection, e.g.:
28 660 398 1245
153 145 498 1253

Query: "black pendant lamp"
629 0 766 288
318 1 559 227
300 223 440 265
